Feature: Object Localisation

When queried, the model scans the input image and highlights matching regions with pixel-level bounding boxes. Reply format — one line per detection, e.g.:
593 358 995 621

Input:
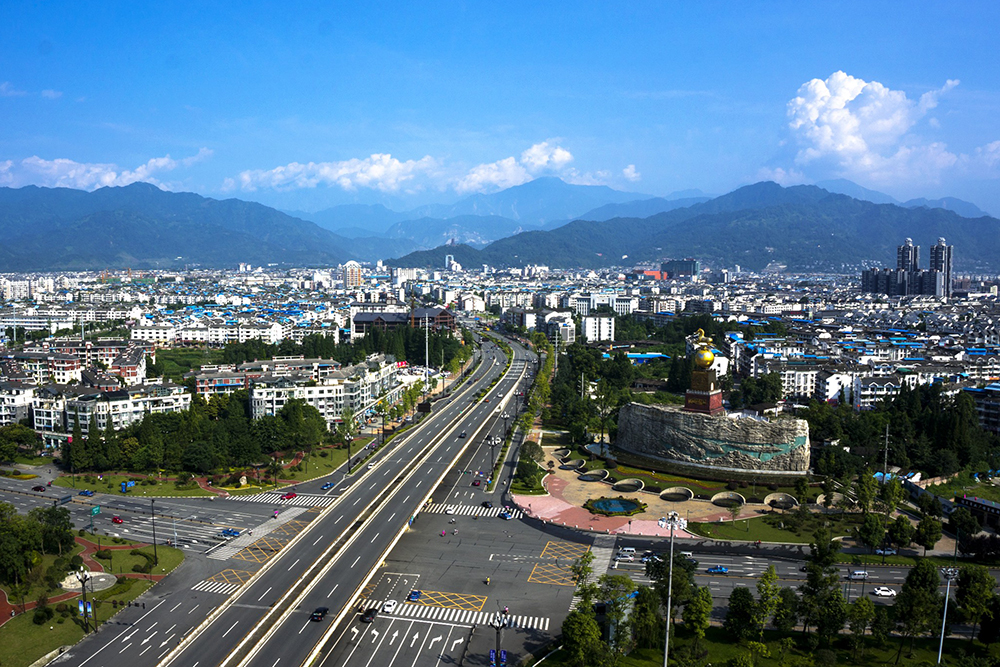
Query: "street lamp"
345 435 354 479
74 568 95 633
938 567 959 663
662 511 686 667
150 499 158 566
502 412 510 437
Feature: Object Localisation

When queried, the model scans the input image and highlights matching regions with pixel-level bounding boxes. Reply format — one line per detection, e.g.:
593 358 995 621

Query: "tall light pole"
150 499 158 566
663 511 685 667
938 567 959 664
74 568 93 633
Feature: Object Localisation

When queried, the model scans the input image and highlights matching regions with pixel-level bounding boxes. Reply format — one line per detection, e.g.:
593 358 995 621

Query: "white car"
382 600 397 613
875 547 897 556
872 587 897 597
614 554 634 562
445 506 455 515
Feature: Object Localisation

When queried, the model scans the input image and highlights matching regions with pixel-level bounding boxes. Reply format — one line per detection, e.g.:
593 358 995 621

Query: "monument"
683 329 724 416
614 329 810 478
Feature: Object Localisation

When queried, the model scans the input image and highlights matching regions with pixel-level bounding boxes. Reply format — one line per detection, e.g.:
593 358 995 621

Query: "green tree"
858 513 886 552
848 597 876 659
520 440 544 464
887 515 915 550
753 564 781 639
683 586 713 652
855 469 877 514
815 589 848 646
598 574 636 661
958 565 997 642
950 507 981 539
724 587 756 642
772 587 799 633
560 609 606 667
800 528 841 635
914 516 943 556
893 559 941 662
630 586 663 650
979 595 1000 648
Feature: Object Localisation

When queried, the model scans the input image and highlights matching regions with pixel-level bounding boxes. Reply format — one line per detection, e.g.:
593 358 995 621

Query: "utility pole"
150 499 158 566
663 512 684 667
882 422 889 485
938 568 959 663
424 315 429 396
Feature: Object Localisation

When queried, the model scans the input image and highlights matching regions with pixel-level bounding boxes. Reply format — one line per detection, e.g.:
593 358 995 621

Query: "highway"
125 338 533 667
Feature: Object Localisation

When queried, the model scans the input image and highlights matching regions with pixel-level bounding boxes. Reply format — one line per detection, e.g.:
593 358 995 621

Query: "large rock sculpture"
615 402 809 475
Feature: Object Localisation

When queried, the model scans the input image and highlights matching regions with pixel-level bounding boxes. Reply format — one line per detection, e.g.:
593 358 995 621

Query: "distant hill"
0 183 351 270
389 181 1000 271
817 178 987 218
901 197 988 219
577 196 710 222
286 203 411 235
384 215 527 249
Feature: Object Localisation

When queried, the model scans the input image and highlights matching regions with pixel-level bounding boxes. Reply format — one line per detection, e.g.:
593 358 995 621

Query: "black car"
482 501 494 508
361 608 379 623
310 607 329 622
459 431 467 438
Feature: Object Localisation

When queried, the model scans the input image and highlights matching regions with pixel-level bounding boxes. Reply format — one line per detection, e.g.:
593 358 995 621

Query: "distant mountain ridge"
816 178 987 218
389 181 1000 272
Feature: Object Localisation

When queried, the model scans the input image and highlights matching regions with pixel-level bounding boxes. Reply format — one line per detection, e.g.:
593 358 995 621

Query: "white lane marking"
258 586 272 602
371 532 380 543
289 558 300 571
329 583 339 598
222 621 239 638
313 536 323 545
169 602 183 613
352 555 361 568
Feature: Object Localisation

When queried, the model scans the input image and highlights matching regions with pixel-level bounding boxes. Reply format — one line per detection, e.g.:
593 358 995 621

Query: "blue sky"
2 2 999 213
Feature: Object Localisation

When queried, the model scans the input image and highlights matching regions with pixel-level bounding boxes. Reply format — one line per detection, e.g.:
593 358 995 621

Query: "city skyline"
1 2 999 214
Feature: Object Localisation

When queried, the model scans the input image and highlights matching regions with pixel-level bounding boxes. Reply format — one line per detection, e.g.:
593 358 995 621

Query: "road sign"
91 506 100 516
500 649 508 667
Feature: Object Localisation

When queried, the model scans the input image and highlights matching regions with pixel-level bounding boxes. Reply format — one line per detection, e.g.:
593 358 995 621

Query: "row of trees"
0 502 75 587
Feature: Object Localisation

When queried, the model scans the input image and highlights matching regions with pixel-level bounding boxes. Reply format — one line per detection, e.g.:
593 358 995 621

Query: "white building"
581 316 615 343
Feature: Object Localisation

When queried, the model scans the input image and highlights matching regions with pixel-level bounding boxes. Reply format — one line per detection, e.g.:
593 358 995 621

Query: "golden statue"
692 328 715 368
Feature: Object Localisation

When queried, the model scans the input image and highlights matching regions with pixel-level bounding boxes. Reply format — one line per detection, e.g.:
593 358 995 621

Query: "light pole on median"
150 499 158 566
663 511 686 667
938 567 959 664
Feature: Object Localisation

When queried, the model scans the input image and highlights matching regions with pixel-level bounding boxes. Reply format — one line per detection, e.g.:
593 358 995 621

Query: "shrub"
70 555 83 568
56 603 68 613
95 549 112 559
606 460 618 470
768 483 779 491
57 616 65 624
739 480 748 488
33 609 48 625
727 481 739 491
78 529 87 537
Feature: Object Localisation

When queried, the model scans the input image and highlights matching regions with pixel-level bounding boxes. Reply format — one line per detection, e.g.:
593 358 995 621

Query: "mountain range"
0 177 997 272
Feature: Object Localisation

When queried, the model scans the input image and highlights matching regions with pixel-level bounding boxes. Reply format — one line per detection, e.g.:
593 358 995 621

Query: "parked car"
321 482 335 490
32 485 45 492
407 590 422 601
310 606 329 621
78 489 95 497
706 566 729 574
361 608 378 623
875 547 897 556
872 587 897 597
382 600 397 613
111 515 124 524
281 492 297 500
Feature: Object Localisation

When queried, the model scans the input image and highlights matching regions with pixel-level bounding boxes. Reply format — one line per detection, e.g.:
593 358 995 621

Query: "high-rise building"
897 238 919 272
444 254 455 269
929 237 954 297
341 261 363 288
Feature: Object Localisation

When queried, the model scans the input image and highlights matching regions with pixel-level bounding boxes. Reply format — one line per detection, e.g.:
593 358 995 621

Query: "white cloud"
41 89 62 99
785 71 961 186
756 166 807 186
454 141 575 193
622 164 641 182
235 153 437 192
6 148 213 190
0 81 27 97
977 140 1000 170
454 157 530 194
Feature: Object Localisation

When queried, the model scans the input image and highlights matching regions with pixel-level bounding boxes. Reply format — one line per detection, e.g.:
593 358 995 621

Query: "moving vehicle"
706 566 729 574
382 600 397 613
614 553 634 562
407 590 422 601
220 528 241 538
458 431 467 438
641 552 662 563
848 571 870 580
111 515 124 524
875 547 897 556
321 482 335 490
482 501 494 508
78 489 95 497
498 511 513 520
310 606 329 621
445 506 456 515
32 485 45 492
361 608 378 623
872 587 897 597
281 492 297 500
472 480 481 487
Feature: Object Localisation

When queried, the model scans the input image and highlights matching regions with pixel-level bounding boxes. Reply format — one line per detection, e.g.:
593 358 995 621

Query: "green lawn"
153 347 224 381
93 544 184 577
52 474 215 497
0 578 155 667
926 472 999 504
538 626 995 667
688 510 866 544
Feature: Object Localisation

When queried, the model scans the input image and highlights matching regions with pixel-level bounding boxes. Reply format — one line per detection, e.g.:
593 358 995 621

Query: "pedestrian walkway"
569 534 616 611
424 503 523 519
228 492 339 508
359 598 550 631
207 506 308 560
191 580 241 595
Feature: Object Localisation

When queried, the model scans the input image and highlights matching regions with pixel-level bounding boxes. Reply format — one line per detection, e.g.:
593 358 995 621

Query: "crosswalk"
359 599 550 631
424 503 523 519
570 535 617 611
191 580 241 595
208 506 308 560
229 492 339 508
